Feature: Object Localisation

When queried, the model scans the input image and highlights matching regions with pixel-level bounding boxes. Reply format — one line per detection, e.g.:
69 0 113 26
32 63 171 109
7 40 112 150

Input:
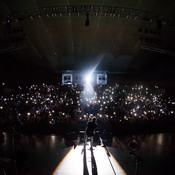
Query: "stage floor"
53 142 126 175
1 133 175 175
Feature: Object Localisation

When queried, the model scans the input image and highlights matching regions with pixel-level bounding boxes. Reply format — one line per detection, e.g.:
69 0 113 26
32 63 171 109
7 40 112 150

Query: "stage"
53 141 126 175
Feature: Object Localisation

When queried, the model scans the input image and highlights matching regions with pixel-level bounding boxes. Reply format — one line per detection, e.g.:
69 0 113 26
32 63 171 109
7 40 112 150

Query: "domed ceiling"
0 0 175 80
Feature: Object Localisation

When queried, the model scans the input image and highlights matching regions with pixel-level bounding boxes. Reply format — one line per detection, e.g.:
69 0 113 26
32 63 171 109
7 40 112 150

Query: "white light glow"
85 74 92 84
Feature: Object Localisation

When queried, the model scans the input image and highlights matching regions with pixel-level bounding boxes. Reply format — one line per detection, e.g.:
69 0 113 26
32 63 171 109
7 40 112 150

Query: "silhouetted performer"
85 117 97 137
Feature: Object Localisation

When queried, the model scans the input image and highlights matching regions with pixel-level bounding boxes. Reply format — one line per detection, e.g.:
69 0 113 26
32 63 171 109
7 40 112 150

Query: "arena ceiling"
0 0 175 80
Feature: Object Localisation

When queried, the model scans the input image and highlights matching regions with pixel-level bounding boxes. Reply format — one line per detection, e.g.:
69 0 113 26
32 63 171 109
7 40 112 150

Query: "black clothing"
86 121 97 137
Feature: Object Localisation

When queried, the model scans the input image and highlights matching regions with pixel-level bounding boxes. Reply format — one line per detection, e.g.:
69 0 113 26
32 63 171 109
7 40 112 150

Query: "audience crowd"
0 82 174 133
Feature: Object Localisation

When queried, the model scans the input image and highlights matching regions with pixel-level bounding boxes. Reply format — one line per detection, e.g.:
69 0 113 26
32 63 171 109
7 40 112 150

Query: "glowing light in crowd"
0 80 174 125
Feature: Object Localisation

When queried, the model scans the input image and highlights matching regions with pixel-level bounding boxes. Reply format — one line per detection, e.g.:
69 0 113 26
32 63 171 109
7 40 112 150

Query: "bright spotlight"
85 74 92 84
82 70 96 104
84 70 94 84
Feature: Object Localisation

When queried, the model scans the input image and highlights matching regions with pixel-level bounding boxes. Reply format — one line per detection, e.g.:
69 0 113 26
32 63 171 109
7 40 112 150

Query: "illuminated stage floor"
53 142 126 175
1 133 175 175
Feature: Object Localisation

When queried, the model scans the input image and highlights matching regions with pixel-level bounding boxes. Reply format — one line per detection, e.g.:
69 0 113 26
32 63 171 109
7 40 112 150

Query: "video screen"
97 74 107 85
62 74 73 85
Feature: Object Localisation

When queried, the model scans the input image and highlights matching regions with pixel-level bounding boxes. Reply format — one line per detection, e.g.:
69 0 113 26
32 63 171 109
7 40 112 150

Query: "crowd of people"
0 82 174 134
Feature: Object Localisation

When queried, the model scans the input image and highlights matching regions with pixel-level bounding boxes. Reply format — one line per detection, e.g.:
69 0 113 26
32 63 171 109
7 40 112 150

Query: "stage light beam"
85 73 92 84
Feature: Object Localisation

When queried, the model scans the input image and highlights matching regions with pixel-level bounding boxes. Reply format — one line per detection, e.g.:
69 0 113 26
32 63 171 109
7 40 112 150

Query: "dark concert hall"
0 1 175 175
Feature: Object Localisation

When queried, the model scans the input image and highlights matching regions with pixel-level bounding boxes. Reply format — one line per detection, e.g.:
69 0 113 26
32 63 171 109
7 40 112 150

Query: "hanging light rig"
85 12 89 26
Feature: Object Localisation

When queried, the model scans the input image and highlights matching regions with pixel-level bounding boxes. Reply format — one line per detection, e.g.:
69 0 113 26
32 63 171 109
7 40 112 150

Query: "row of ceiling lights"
0 5 173 26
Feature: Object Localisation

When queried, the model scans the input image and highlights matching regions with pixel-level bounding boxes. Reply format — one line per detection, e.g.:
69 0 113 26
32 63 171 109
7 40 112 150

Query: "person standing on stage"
85 117 97 145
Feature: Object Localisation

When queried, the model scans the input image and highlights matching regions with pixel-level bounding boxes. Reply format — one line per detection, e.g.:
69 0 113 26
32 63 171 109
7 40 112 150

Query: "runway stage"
53 142 126 175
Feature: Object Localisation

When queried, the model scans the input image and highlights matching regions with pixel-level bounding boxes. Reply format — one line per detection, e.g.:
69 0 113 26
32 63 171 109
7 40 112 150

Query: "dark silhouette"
85 117 97 137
